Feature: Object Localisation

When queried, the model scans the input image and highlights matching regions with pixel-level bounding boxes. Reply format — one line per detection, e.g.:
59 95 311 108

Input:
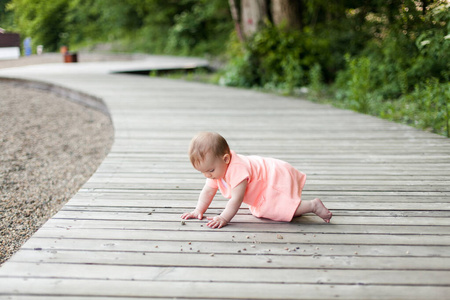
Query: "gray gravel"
0 59 114 264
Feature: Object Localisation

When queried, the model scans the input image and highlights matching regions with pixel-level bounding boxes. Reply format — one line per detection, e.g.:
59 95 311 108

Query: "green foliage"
218 32 262 88
0 0 14 30
218 0 449 137
6 0 232 55
325 1 450 136
165 0 232 56
5 0 449 137
308 63 323 100
334 55 375 114
8 0 68 51
346 55 372 114
354 2 448 99
379 80 449 136
220 23 329 93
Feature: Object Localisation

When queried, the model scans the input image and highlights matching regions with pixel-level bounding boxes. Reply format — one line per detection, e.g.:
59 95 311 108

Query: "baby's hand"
181 209 203 220
206 216 228 229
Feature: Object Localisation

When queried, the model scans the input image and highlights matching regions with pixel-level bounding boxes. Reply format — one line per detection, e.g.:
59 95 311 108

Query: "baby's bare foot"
312 198 332 223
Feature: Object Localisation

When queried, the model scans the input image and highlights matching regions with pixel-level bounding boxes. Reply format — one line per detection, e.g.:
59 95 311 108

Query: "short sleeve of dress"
206 178 218 189
226 162 250 189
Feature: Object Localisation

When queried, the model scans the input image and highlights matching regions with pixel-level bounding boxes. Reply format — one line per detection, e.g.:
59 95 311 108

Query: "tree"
0 0 14 31
8 0 68 51
241 0 268 37
228 0 244 42
6 0 232 55
271 0 302 30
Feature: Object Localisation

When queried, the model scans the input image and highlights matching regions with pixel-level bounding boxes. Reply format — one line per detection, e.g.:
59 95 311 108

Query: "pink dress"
206 150 306 222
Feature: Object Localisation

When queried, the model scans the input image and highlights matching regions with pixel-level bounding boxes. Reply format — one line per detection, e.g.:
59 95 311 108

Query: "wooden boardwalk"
0 57 449 299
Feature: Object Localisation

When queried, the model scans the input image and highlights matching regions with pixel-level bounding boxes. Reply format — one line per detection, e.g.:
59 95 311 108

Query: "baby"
181 132 332 229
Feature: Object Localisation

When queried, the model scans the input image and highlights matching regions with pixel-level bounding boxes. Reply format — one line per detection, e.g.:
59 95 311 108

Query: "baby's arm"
181 184 217 220
207 180 247 229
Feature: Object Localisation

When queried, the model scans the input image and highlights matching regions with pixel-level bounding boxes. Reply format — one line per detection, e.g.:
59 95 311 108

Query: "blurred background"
0 0 449 136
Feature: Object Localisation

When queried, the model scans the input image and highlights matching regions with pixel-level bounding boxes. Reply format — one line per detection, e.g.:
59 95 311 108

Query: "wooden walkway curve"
0 56 449 299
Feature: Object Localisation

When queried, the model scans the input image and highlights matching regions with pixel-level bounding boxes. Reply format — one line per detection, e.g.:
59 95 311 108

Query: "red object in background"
64 53 78 63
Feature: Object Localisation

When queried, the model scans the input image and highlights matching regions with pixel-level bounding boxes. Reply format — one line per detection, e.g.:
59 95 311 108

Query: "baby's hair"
189 132 230 167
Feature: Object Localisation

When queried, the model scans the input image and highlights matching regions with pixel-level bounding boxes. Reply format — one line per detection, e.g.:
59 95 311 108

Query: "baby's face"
195 152 230 180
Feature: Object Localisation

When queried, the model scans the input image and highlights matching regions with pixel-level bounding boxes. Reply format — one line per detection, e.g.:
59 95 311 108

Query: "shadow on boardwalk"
0 56 449 299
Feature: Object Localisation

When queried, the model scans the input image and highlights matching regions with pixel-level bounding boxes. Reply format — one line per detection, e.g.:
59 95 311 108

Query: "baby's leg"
294 198 332 223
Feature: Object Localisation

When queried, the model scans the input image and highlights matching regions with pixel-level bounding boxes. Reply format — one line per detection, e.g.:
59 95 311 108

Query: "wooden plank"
70 191 450 201
83 177 450 187
48 212 450 226
65 199 450 210
80 182 450 192
43 218 450 235
54 208 450 220
75 190 448 201
6 251 450 276
1 278 449 299
29 227 450 246
2 262 449 286
20 237 450 257
88 175 450 183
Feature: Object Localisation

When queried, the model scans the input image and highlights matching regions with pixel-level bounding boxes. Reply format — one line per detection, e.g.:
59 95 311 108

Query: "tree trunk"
271 0 302 30
241 0 268 37
228 0 245 43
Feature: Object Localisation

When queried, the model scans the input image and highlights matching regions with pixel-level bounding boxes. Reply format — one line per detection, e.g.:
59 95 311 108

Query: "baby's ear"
223 153 231 164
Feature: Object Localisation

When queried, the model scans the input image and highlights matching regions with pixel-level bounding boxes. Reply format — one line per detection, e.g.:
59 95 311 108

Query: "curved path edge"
0 57 449 300
0 77 111 116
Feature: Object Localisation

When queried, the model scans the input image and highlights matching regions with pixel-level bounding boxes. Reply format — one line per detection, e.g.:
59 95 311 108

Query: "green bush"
8 0 68 51
8 0 232 56
327 2 450 137
346 55 372 114
220 23 330 93
165 0 232 56
308 63 323 100
378 80 449 136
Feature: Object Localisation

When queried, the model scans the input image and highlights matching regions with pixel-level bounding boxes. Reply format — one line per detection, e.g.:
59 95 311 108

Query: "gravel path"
0 55 114 264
